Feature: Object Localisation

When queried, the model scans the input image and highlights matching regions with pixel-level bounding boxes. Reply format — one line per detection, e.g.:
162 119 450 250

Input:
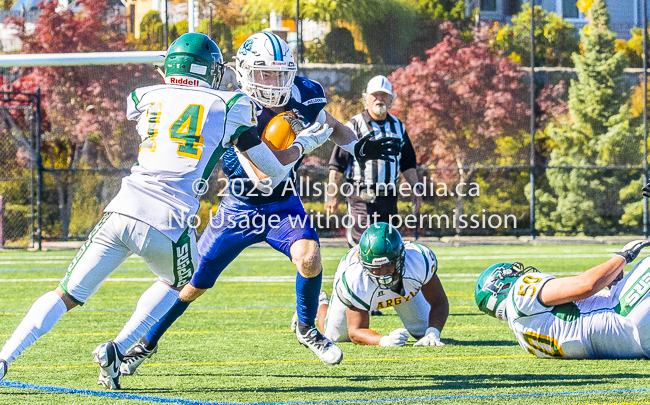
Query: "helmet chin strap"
155 66 165 80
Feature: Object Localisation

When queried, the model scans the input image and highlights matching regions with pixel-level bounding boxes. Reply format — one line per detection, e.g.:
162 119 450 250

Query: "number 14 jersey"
105 85 256 242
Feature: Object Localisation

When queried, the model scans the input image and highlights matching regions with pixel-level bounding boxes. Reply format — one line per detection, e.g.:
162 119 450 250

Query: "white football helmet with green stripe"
234 33 297 107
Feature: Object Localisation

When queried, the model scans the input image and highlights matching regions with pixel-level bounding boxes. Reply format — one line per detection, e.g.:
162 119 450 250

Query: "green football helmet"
359 223 405 289
164 33 225 89
475 262 538 320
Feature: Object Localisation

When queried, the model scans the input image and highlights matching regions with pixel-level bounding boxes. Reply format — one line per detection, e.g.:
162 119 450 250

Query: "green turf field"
1 244 650 405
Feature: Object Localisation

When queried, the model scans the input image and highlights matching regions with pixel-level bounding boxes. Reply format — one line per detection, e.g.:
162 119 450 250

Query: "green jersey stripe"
341 271 370 311
130 91 139 108
413 243 431 280
58 212 112 306
226 93 245 113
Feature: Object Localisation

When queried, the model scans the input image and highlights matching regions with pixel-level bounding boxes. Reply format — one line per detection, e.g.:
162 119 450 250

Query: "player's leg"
393 291 431 339
291 239 323 324
322 288 352 342
0 212 131 383
120 199 258 374
111 227 197 378
94 215 198 389
266 196 342 364
316 290 329 332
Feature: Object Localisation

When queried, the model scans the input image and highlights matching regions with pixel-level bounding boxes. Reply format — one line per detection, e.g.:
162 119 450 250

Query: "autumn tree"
6 0 159 238
390 22 530 233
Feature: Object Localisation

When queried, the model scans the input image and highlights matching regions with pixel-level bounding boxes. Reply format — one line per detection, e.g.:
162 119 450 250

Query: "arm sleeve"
234 126 262 152
399 131 417 172
224 94 258 148
334 281 355 308
421 245 438 285
329 120 356 172
126 90 144 121
329 145 352 173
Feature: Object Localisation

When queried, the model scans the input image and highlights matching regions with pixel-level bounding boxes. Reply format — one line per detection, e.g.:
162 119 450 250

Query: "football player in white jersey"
116 32 402 374
0 33 332 389
315 223 449 346
475 240 650 359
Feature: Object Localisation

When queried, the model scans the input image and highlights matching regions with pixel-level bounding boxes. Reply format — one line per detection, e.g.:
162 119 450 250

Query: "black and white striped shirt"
329 110 417 191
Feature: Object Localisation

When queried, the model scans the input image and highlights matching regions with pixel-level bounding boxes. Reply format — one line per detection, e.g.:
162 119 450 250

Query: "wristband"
339 140 358 155
424 327 441 339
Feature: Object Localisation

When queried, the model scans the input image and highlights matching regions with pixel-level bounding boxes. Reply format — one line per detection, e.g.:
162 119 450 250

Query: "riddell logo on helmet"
169 76 200 86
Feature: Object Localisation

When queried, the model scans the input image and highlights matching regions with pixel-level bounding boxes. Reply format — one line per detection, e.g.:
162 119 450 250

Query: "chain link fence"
1 5 648 244
0 91 39 247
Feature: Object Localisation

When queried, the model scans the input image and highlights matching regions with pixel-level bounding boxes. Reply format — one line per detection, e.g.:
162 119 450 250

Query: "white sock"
113 281 179 355
0 291 67 366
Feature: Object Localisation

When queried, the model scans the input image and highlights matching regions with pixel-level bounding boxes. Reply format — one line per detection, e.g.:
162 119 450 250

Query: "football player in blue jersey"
117 32 401 371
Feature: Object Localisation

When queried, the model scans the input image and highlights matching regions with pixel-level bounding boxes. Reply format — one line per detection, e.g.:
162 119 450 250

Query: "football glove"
354 135 401 164
414 327 444 347
615 240 650 264
379 328 410 347
643 181 650 198
282 109 310 134
292 123 333 155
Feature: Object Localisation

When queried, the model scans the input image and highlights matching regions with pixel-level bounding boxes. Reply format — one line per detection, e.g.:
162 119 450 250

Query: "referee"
325 75 421 246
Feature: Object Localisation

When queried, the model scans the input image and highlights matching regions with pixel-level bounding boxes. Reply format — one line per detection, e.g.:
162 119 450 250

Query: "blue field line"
1 380 649 405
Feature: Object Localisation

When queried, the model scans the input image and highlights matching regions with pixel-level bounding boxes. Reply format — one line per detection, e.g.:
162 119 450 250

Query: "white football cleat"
120 341 157 376
92 341 122 390
296 322 343 365
0 360 7 380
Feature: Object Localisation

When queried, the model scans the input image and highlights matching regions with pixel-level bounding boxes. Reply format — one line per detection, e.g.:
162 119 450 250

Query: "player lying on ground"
0 33 333 389
475 240 650 359
116 32 402 373
309 222 449 347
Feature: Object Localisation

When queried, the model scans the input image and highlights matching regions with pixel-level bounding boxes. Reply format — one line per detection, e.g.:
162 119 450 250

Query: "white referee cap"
366 75 394 97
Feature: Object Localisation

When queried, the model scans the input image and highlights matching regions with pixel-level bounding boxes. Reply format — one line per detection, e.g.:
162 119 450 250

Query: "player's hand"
292 123 333 155
354 135 401 164
379 328 409 347
616 240 650 264
413 327 444 347
642 181 650 198
282 109 310 134
411 193 422 214
324 196 338 214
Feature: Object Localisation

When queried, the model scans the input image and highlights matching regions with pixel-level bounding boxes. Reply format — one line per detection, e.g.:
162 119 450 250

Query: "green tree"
169 20 189 43
243 0 384 24
1 0 14 11
407 0 474 60
540 0 636 234
491 4 579 67
417 0 466 21
139 10 165 50
324 27 365 63
359 0 418 64
197 18 234 59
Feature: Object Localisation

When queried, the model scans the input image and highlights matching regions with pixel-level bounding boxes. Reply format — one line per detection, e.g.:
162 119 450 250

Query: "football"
261 112 297 151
